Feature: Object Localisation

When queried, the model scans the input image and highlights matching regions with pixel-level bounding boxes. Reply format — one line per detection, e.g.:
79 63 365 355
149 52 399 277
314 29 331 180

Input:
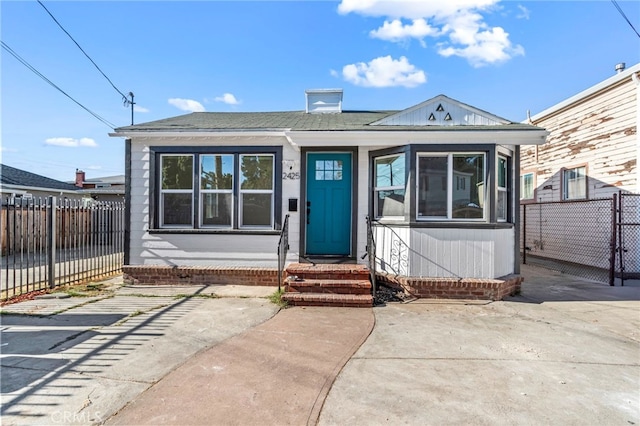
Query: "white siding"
372 226 514 279
129 136 301 267
521 75 638 201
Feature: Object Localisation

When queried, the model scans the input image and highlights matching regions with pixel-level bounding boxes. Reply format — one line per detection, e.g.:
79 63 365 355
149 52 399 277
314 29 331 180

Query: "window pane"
376 155 405 188
418 156 448 217
201 193 232 226
240 155 273 190
497 191 507 220
162 193 192 226
498 157 507 188
162 156 193 190
564 166 586 199
376 189 405 217
241 193 272 226
521 173 534 199
316 171 324 181
201 155 233 190
452 154 484 219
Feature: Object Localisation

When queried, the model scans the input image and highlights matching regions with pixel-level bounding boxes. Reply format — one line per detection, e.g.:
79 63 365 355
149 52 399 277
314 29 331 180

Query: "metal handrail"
365 215 377 297
277 214 290 292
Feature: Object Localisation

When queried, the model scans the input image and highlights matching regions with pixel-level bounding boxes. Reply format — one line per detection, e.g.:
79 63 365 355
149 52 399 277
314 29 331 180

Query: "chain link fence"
618 193 640 282
520 198 615 283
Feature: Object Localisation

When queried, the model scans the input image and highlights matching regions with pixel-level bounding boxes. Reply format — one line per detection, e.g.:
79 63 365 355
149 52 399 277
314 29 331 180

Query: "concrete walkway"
1 265 639 426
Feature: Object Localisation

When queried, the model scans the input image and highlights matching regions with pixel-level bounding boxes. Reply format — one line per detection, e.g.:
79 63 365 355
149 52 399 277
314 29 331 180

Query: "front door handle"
307 207 311 224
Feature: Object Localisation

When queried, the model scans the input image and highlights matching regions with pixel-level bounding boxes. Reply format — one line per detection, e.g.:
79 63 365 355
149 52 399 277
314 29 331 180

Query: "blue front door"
306 152 352 256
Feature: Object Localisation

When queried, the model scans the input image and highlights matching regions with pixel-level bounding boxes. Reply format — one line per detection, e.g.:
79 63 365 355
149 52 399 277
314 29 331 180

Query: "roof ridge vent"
305 89 343 114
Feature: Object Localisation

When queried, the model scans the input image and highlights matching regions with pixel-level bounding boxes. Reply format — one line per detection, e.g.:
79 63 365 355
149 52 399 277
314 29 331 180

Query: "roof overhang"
111 128 547 146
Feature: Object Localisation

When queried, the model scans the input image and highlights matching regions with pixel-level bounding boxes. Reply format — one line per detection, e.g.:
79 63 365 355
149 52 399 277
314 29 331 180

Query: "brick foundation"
122 266 280 287
376 272 523 301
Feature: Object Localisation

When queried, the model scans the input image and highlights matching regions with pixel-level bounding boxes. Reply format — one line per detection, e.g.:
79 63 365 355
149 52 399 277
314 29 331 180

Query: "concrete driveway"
319 265 640 425
1 265 639 426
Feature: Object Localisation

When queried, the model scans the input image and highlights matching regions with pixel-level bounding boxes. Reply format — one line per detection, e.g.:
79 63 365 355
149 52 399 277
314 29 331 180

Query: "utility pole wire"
1 40 116 129
611 0 640 39
36 0 134 107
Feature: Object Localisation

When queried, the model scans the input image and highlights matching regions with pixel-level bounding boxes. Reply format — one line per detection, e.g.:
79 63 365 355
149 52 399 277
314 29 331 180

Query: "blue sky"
2 0 639 182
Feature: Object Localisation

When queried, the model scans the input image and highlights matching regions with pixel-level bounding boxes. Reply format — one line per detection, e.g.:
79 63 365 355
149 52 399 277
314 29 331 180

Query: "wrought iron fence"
1 196 125 299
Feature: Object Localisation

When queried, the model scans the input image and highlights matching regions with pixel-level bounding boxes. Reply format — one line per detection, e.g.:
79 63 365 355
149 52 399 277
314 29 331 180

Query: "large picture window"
156 149 279 230
417 153 485 220
374 154 405 218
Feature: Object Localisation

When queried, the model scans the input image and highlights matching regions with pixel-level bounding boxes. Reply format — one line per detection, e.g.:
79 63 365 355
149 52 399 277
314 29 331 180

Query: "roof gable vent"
305 89 343 114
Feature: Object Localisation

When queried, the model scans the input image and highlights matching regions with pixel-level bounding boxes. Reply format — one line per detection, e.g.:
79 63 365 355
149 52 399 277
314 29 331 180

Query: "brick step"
281 292 373 308
286 279 371 295
285 263 370 281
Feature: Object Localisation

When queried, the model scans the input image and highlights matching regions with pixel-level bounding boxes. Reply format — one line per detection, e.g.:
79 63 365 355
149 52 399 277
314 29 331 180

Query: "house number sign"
282 160 300 180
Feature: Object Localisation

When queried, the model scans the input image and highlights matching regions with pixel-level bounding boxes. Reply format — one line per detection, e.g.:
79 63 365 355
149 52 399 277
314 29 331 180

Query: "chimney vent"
615 62 626 74
305 89 343 114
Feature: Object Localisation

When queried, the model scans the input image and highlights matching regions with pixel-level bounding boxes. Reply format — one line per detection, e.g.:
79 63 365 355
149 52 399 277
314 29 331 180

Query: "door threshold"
300 256 357 265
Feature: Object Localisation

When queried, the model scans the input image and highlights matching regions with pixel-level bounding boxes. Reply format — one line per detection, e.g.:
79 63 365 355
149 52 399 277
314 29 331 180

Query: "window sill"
148 228 281 235
372 220 514 230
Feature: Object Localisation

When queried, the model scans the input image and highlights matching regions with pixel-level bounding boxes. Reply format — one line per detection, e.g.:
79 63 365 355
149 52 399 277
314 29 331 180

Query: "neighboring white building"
111 92 547 286
521 62 639 202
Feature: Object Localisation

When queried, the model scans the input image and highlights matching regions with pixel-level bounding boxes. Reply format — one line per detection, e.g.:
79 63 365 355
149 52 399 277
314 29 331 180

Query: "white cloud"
342 55 426 88
168 98 205 112
1 146 18 152
45 137 98 148
214 93 241 105
370 19 439 47
516 5 530 20
133 105 150 113
338 0 523 67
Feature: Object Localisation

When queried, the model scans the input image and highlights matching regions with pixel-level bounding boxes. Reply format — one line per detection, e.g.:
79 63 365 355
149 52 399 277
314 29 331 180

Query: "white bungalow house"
110 92 547 304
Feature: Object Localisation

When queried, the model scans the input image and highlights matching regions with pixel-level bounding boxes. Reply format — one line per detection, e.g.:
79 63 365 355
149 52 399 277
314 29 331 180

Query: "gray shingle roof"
115 110 538 133
0 164 79 191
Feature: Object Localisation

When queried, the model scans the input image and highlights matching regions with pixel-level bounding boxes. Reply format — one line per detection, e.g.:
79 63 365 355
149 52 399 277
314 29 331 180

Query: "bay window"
417 153 485 220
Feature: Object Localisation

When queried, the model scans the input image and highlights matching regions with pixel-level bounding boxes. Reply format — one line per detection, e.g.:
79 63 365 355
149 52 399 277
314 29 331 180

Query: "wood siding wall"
521 75 638 201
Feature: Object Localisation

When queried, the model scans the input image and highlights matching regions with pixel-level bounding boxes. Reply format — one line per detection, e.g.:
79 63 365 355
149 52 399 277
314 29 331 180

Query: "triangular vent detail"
436 104 444 112
428 113 436 121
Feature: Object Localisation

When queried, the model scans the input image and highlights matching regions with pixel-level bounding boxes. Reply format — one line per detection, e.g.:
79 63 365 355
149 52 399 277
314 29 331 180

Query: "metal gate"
616 193 640 285
521 191 638 286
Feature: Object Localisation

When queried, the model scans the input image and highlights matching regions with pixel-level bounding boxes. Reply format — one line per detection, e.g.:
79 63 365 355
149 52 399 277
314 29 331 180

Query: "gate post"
47 196 56 289
522 204 527 265
609 193 617 286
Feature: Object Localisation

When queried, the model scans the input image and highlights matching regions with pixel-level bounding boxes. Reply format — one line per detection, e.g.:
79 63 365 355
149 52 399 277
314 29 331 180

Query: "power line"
611 0 640 39
36 0 130 103
1 40 116 129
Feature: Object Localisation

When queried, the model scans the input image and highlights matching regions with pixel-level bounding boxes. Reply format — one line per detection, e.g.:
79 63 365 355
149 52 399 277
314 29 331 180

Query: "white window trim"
416 152 486 221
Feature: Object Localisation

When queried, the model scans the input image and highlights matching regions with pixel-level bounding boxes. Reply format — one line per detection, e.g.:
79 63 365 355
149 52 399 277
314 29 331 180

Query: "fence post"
609 193 617 286
47 196 56 289
522 204 527 265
